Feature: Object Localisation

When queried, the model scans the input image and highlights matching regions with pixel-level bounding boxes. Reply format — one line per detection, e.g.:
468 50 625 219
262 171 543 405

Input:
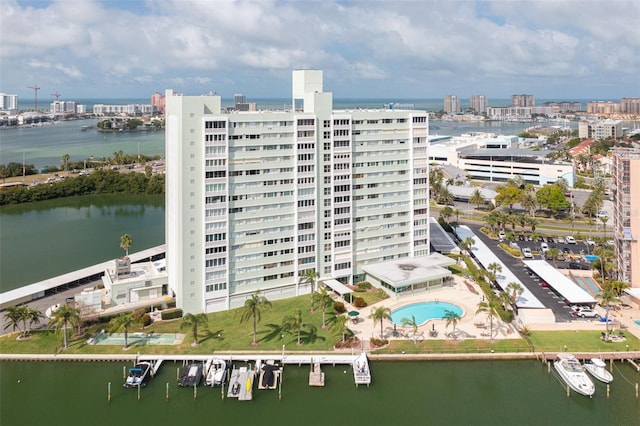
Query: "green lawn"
2 295 639 357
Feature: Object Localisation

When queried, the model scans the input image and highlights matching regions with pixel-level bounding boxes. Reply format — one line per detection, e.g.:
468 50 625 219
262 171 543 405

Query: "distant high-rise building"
444 95 460 113
151 92 165 114
0 93 18 110
578 119 622 139
511 94 535 107
469 95 487 114
50 100 76 113
611 148 640 289
620 98 640 114
234 94 246 105
587 101 620 115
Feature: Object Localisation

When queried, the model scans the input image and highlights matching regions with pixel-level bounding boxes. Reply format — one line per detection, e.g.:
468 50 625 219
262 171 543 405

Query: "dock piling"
108 382 111 402
137 383 141 401
166 382 169 401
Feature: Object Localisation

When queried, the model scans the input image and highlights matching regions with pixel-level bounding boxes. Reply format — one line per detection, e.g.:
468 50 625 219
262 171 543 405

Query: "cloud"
1 0 638 99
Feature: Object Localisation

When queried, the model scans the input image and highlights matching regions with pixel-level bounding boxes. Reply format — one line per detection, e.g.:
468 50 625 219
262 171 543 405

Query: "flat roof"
447 185 497 201
456 226 545 309
523 260 596 304
429 218 460 254
362 253 455 288
322 279 352 296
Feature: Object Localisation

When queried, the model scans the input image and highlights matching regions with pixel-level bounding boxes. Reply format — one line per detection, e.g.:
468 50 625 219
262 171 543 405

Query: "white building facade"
165 70 431 314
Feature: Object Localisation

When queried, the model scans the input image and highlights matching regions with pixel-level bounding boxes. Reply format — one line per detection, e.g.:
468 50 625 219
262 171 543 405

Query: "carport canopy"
523 260 596 305
322 279 353 296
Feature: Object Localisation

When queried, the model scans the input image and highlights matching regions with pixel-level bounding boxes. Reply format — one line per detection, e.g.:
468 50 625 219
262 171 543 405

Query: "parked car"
585 238 596 246
522 247 533 258
540 242 549 253
557 237 566 244
566 236 577 244
509 241 519 249
498 231 506 241
596 211 608 219
574 307 600 319
606 240 614 246
546 237 554 243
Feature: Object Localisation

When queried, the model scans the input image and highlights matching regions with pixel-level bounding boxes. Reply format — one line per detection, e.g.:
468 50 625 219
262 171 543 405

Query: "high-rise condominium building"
0 93 18 110
151 92 166 114
165 70 431 314
611 148 640 289
469 95 487 114
444 95 460 113
511 94 535 107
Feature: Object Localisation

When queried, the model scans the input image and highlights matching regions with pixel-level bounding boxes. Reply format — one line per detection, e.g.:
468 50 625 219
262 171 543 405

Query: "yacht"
554 354 595 397
584 358 613 384
124 362 152 388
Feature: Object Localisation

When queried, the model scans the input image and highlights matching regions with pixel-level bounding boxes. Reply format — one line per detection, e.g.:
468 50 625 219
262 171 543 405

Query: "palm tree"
330 314 351 343
369 306 391 339
546 247 561 267
3 306 24 336
470 188 485 209
520 190 537 217
108 312 138 349
459 236 475 257
237 291 272 346
181 313 209 346
61 153 70 176
47 304 80 349
401 315 419 342
504 282 524 313
299 269 319 309
599 216 609 239
443 310 461 338
452 208 462 223
311 287 334 328
607 280 630 297
597 288 619 338
438 187 454 206
23 307 43 338
282 309 316 345
486 262 502 283
119 233 133 257
439 205 454 223
476 298 500 340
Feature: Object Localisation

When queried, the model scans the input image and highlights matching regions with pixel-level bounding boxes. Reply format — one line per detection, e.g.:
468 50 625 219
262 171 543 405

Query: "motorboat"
584 358 613 384
553 353 595 397
205 358 227 387
258 360 281 390
352 352 371 386
178 363 203 387
124 362 152 388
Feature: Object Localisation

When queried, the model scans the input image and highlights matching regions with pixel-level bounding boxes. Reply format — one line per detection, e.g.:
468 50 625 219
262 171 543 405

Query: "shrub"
353 297 367 308
353 286 366 293
356 281 372 290
333 301 346 314
161 308 183 320
375 289 389 300
369 337 389 347
141 313 152 327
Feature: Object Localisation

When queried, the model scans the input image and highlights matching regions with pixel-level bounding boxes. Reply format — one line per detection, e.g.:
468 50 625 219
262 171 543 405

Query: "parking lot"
468 225 602 324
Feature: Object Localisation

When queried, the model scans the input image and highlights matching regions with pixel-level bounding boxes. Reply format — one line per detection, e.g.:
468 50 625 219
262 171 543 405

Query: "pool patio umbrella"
348 310 360 318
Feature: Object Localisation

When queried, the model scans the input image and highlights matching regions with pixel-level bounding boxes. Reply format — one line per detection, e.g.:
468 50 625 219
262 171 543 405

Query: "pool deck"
347 274 519 342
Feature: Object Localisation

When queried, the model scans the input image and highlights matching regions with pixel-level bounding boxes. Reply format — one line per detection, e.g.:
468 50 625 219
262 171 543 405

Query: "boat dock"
309 362 325 387
138 356 163 376
353 352 371 386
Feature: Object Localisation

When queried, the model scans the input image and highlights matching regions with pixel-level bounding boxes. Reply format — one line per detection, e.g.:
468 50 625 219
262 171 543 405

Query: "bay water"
1 360 638 425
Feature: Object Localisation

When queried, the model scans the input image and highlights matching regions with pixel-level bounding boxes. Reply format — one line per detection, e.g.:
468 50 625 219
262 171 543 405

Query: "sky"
1 0 639 101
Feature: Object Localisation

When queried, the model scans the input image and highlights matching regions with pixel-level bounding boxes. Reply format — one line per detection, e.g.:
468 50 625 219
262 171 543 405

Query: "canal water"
1 360 638 425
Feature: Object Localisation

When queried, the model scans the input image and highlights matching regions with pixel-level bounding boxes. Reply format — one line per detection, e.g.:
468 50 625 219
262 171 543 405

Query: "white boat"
553 354 595 397
584 358 613 384
205 358 227 387
124 361 152 388
352 352 371 386
258 360 281 390
178 363 203 387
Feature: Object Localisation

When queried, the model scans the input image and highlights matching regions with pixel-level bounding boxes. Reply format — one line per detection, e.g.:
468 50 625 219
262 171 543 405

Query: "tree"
470 189 485 209
504 282 524 313
439 205 454 223
61 154 70 176
546 247 561 267
443 310 461 338
237 291 272 346
486 262 502 283
330 314 351 343
299 269 319 310
452 208 462 223
401 315 419 343
607 280 630 297
476 298 500 340
599 216 609 238
369 306 391 339
311 287 334 328
47 304 80 349
597 288 619 338
520 190 538 217
120 233 133 257
23 307 43 338
108 312 138 349
3 306 24 336
525 216 539 233
459 236 475 257
181 313 209 346
536 185 570 216
438 187 454 206
282 309 316 345
495 185 523 211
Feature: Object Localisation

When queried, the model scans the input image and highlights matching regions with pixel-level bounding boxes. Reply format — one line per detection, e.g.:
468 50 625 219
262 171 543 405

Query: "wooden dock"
309 362 325 387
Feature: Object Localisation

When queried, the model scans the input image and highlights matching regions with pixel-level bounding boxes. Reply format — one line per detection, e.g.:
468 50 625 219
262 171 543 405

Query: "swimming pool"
634 320 640 327
390 301 463 326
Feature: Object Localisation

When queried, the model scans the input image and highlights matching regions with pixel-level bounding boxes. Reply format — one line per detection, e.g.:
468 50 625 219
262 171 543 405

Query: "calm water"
0 360 638 425
0 194 164 292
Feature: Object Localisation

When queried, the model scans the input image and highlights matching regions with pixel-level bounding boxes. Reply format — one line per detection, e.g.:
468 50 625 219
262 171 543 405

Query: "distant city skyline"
2 0 639 100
